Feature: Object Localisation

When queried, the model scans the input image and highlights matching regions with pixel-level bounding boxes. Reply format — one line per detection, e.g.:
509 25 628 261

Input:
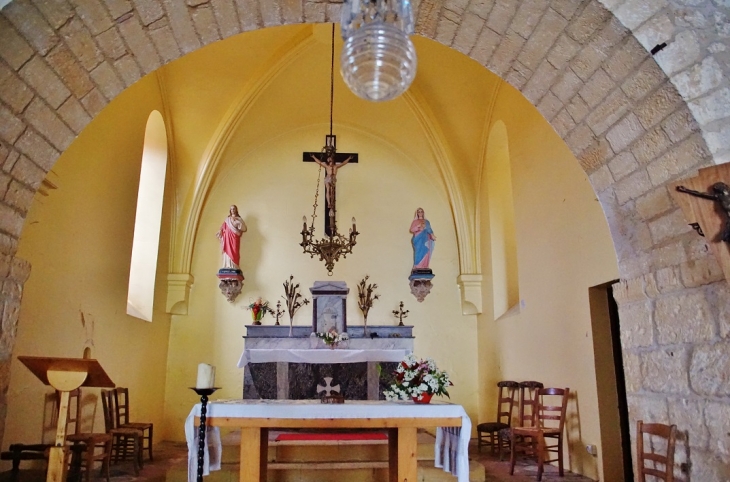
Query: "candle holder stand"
190 387 220 482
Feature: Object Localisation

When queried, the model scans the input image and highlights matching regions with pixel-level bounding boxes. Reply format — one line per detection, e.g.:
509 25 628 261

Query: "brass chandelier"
300 25 359 275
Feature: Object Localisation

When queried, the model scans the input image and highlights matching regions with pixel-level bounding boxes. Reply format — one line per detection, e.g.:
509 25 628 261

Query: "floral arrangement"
315 329 349 348
247 297 274 324
283 275 310 336
356 275 380 334
383 354 452 402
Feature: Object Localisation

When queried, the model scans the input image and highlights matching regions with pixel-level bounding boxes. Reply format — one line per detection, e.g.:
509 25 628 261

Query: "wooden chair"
637 420 677 482
0 389 112 482
477 381 519 455
100 389 143 475
113 387 154 461
499 380 543 461
510 387 569 481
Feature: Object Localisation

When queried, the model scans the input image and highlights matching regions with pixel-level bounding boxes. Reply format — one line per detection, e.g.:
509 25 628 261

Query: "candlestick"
190 387 220 482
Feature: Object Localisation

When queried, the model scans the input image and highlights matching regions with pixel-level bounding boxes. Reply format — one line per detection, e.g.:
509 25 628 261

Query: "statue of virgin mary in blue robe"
409 207 436 270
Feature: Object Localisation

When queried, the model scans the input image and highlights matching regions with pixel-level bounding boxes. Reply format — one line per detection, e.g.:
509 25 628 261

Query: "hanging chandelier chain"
310 163 322 229
329 23 335 137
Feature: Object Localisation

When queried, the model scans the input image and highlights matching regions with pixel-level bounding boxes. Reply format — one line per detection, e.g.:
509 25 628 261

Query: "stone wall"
0 0 728 478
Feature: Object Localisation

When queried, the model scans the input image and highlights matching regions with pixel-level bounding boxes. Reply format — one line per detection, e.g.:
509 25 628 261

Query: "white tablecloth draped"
236 348 409 368
185 399 471 482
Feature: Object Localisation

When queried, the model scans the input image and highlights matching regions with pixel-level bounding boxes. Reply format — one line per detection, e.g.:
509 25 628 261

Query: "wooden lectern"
17 356 114 482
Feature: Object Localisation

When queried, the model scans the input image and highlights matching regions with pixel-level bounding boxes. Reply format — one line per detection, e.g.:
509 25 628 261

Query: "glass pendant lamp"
340 0 417 102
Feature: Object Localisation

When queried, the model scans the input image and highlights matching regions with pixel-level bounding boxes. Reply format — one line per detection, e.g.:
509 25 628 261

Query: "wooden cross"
303 136 358 236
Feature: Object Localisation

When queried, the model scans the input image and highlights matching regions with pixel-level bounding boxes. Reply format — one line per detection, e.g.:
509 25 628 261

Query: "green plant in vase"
282 275 310 337
247 297 274 325
357 275 380 336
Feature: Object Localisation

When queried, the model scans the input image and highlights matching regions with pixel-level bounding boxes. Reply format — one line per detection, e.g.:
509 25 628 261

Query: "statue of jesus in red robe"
216 205 247 270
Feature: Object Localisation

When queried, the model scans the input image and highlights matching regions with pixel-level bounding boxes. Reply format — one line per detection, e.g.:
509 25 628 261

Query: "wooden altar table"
185 399 471 482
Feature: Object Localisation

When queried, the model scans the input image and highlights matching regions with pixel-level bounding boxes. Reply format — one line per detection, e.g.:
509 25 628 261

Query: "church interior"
0 1 729 481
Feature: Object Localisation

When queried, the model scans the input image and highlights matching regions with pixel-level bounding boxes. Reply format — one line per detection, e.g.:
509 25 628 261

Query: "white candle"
196 363 216 389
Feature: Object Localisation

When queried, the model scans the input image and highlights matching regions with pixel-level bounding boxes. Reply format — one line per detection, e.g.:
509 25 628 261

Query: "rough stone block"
680 257 724 289
705 401 730 461
162 0 202 52
577 136 612 173
641 347 691 395
689 446 730 480
0 17 34 70
106 0 134 19
608 151 640 181
549 0 582 21
633 13 674 53
452 12 483 54
622 350 642 393
649 208 692 245
627 394 669 425
89 61 125 101
148 23 181 63
20 56 73 110
118 15 162 74
10 155 45 189
635 83 684 130
31 0 74 29
259 0 281 26
4 180 33 214
59 17 104 72
688 87 730 126
565 123 594 156
566 1 610 44
0 66 34 114
23 97 75 151
95 27 127 60
536 91 562 121
3 0 59 56
14 129 59 172
509 0 548 39
614 0 667 30
504 62 530 90
487 30 524 76
551 68 583 103
0 202 24 238
588 164 613 193
566 94 590 123
57 96 91 134
114 55 142 86
192 4 222 45
0 107 25 145
646 133 710 186
656 291 714 345
132 0 165 25
485 0 516 35
631 126 672 166
466 0 495 20
80 87 107 117
522 60 557 104
234 0 262 31
578 68 614 108
669 398 709 450
655 30 701 77
621 59 667 103
589 15 628 54
551 108 575 138
606 113 644 154
70 0 114 35
655 265 684 294
469 26 500 66
585 88 631 135
302 2 325 24
613 276 648 305
605 36 647 83
614 168 651 205
672 56 724 102
635 186 672 221
516 9 567 71
651 241 689 271
691 341 730 396
45 43 95 98
619 300 654 348
711 283 730 340
211 0 242 37
546 33 580 70
661 106 700 144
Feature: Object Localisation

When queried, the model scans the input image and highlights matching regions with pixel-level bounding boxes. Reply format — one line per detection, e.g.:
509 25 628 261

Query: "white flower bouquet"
315 329 349 348
383 354 452 402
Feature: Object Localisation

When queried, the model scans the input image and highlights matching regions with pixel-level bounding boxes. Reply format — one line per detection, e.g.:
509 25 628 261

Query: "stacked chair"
476 381 519 456
636 420 677 482
100 389 144 475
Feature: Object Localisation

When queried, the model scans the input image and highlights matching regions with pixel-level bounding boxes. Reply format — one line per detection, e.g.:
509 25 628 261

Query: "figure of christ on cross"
304 149 358 236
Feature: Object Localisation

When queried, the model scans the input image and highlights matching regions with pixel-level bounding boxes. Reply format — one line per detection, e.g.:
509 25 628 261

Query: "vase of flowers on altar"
383 354 452 404
247 297 274 325
282 275 310 337
357 275 380 336
315 328 349 349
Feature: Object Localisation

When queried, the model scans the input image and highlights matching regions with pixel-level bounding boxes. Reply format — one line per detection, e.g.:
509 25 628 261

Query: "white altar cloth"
236 348 408 368
185 399 471 482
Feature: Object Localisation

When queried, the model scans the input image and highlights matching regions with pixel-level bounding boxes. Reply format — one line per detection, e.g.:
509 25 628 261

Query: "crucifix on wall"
303 135 358 236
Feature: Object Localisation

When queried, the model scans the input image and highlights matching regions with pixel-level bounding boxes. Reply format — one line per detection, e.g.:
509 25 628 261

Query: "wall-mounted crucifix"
303 135 358 236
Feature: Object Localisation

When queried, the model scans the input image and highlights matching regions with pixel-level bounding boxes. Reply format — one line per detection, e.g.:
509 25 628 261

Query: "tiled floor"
1 441 595 482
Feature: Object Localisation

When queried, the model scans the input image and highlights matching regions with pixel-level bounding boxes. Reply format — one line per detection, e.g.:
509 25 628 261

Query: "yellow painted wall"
2 74 172 454
477 83 619 480
162 123 479 440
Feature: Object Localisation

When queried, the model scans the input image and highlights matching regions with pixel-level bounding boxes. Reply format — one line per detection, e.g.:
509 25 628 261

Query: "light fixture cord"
329 22 334 137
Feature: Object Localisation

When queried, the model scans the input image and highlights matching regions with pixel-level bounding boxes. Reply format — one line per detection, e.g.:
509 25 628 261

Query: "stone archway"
0 0 728 477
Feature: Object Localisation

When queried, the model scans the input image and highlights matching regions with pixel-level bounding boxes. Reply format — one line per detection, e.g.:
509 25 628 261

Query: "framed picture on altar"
310 281 349 334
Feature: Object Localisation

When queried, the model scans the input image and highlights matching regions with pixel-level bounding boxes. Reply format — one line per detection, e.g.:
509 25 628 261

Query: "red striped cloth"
274 432 388 442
